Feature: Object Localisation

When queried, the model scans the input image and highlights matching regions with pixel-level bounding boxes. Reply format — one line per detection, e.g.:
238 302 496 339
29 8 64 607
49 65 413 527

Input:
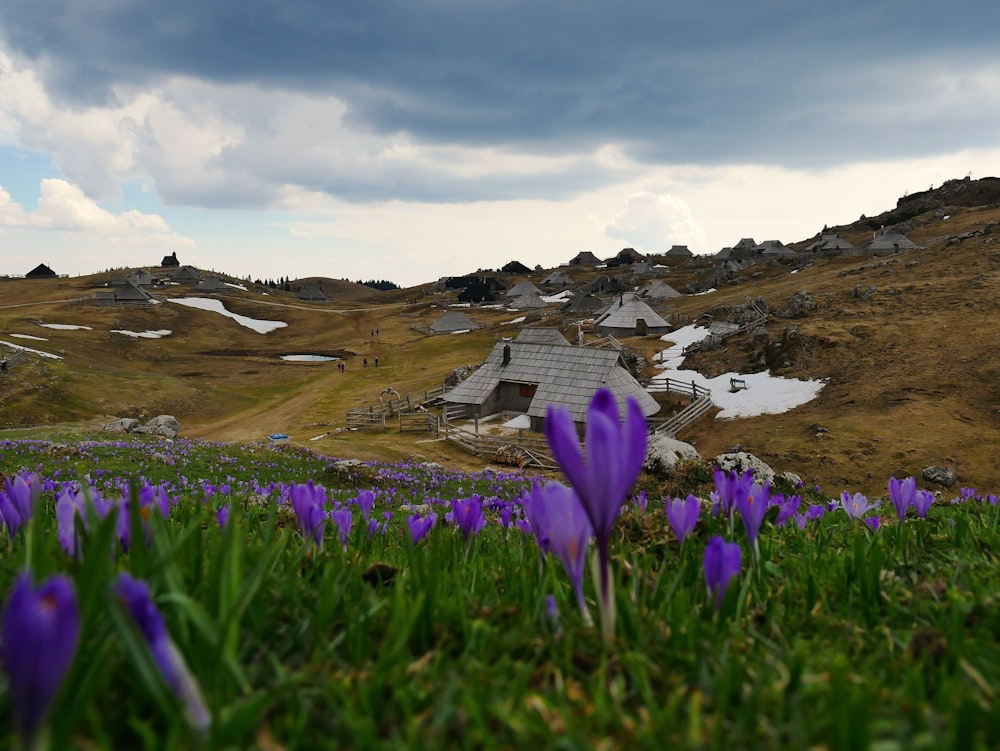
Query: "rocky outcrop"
645 435 701 476
713 451 776 486
922 466 957 488
133 415 181 439
103 418 140 433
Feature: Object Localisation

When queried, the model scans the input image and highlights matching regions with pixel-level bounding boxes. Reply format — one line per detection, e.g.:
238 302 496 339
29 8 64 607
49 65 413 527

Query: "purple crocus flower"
524 482 593 620
289 481 327 547
888 477 916 523
665 494 700 546
712 467 754 520
56 485 117 559
330 507 353 550
864 516 881 531
55 487 87 559
913 490 935 518
703 535 742 611
0 474 40 538
407 513 437 545
216 505 230 529
545 388 647 643
0 492 24 538
806 504 827 522
451 496 486 542
139 483 172 518
5 474 39 526
840 491 879 521
354 490 376 521
775 495 802 528
1 574 80 746
521 483 553 553
735 482 770 553
115 573 210 731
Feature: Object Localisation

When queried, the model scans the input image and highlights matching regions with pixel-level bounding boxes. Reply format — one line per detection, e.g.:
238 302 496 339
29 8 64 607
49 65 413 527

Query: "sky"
2 1 999 288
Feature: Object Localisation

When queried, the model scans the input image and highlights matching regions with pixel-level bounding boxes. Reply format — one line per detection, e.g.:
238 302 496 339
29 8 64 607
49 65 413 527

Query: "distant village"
11 226 924 303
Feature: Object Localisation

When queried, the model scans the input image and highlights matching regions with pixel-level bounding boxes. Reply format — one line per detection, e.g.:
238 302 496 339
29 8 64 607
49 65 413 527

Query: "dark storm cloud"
3 0 998 178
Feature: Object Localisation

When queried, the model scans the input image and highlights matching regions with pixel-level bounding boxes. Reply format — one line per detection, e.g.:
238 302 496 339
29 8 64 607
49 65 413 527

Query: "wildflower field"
2 393 1000 750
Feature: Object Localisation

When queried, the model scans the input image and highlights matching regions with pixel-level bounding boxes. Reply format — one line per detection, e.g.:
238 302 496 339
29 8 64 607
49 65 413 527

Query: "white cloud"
602 191 707 252
0 178 195 274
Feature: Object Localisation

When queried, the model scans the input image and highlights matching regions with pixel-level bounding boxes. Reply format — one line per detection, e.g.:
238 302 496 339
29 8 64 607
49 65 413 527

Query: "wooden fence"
646 377 715 437
345 384 450 432
0 349 28 373
345 406 386 431
399 411 440 434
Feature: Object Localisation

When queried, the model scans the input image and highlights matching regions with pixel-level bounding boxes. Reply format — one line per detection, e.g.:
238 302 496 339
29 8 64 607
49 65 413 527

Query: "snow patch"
39 323 92 330
1 341 63 359
650 324 824 419
111 329 172 339
167 297 288 334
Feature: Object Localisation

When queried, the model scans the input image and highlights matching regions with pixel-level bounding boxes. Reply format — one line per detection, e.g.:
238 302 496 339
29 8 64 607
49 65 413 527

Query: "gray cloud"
2 0 999 208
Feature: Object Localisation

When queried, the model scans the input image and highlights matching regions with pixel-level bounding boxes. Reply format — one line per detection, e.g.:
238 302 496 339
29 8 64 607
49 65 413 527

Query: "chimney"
619 294 624 308
502 344 511 367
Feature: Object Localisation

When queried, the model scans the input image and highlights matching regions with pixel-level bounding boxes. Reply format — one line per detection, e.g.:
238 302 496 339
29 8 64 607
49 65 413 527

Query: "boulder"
922 466 957 488
713 451 776 486
645 435 700 476
133 415 180 439
103 418 140 433
778 471 803 489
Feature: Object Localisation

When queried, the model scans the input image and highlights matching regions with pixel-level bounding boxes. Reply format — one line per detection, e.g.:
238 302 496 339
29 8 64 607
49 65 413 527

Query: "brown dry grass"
1 202 998 494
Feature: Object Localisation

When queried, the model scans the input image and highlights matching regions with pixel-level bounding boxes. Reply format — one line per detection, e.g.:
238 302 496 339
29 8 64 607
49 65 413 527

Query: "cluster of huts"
92 253 242 306
433 228 926 431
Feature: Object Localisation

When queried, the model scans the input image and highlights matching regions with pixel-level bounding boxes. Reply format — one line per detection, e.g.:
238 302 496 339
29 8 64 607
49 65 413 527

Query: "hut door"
635 318 647 336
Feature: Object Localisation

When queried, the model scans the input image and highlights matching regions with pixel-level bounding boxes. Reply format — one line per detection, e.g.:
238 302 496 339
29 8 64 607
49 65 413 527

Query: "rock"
776 290 818 318
713 451 776 486
779 471 803 488
133 415 180 439
103 418 140 433
922 466 957 488
332 459 365 470
644 435 701 476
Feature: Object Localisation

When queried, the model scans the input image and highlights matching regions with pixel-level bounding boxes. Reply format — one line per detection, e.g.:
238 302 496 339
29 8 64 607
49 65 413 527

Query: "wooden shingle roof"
430 310 480 333
594 294 671 331
444 340 659 422
505 280 543 297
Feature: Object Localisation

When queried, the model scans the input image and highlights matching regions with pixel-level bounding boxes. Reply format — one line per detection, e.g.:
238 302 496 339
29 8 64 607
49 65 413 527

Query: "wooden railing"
645 377 715 437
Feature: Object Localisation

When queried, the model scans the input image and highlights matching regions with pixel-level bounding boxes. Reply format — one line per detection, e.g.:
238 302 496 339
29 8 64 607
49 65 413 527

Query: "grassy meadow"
1 192 999 749
1 431 999 750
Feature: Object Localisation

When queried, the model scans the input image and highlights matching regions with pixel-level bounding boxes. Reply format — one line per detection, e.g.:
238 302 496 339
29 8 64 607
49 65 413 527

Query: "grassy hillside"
1 186 998 494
